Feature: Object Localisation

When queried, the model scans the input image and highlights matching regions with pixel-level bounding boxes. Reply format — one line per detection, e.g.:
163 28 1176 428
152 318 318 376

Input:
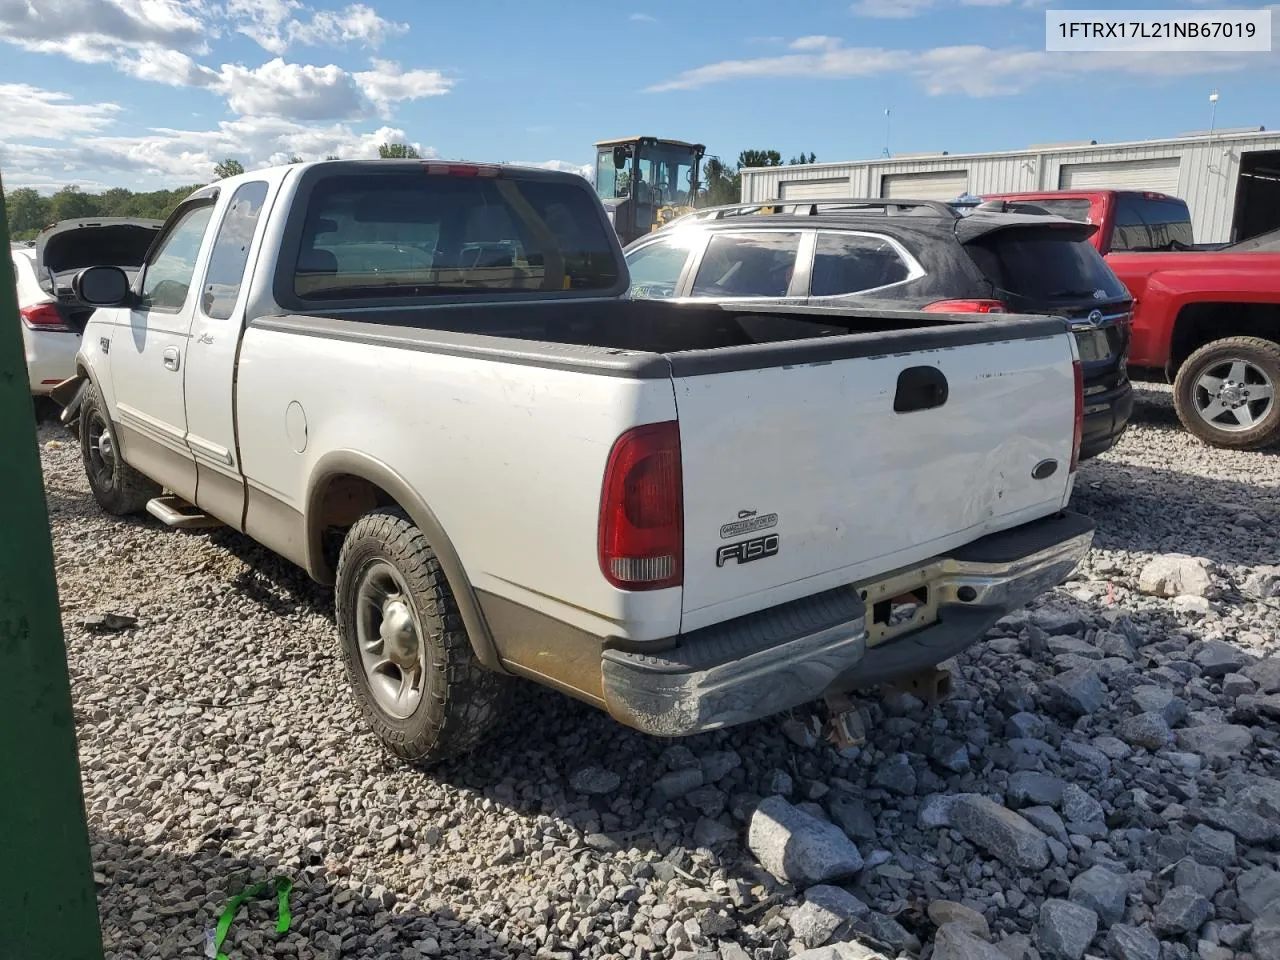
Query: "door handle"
894 366 949 413
162 347 181 372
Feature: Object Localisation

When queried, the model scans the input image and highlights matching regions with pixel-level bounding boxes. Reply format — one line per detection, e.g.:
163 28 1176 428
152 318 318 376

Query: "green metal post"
0 177 104 957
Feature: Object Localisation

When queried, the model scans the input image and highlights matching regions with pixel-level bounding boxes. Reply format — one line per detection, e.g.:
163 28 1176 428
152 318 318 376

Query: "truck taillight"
20 303 70 332
922 299 1007 314
1070 359 1084 473
599 421 683 591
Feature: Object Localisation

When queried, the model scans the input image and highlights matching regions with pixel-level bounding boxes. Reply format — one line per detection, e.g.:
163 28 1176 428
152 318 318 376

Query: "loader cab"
594 136 705 244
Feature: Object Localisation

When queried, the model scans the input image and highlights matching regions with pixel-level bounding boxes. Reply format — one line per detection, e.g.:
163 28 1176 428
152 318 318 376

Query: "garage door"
779 178 849 200
1058 157 1181 193
880 170 968 201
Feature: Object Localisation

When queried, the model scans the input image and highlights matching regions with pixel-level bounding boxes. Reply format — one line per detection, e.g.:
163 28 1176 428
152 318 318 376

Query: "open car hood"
35 217 164 289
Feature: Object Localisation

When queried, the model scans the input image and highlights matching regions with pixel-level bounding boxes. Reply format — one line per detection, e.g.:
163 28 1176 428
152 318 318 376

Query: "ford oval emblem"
1087 309 1104 327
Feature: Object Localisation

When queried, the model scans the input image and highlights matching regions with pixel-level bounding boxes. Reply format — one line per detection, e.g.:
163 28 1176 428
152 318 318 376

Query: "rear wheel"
1173 337 1280 449
80 386 160 515
334 508 506 766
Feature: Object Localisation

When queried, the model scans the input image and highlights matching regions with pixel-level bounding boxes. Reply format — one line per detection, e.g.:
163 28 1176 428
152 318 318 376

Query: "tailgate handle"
894 366 948 413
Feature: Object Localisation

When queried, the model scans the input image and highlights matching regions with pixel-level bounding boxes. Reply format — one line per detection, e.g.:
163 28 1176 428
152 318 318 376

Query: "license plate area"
857 565 940 648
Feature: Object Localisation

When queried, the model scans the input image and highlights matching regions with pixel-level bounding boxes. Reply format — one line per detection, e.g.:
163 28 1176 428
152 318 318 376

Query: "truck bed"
254 299 1066 375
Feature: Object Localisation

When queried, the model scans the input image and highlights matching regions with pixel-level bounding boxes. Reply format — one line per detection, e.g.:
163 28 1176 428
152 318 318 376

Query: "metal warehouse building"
739 128 1280 244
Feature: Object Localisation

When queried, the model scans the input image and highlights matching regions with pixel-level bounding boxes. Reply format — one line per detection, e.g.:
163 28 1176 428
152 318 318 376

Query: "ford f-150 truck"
982 189 1280 450
56 160 1093 765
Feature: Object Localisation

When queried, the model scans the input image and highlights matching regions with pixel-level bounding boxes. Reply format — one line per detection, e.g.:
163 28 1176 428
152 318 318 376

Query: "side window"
690 232 801 299
141 203 216 312
625 238 696 299
1111 195 1152 252
202 181 269 320
811 233 913 297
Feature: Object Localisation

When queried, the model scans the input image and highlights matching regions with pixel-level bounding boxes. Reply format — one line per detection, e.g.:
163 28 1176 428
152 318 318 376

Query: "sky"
0 0 1277 194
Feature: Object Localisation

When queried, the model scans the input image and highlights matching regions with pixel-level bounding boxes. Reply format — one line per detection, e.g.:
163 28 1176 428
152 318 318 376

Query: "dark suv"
623 199 1134 461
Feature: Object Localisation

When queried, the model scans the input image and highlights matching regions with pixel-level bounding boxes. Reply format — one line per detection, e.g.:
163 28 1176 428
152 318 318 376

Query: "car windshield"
293 174 620 300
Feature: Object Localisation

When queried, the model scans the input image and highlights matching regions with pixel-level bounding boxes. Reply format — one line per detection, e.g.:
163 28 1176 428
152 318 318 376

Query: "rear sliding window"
1025 198 1092 223
1112 194 1194 251
293 174 619 300
965 227 1127 301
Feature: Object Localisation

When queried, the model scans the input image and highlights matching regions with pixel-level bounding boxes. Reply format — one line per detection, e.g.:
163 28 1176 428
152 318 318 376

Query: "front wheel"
80 385 160 515
1173 336 1280 449
334 508 506 766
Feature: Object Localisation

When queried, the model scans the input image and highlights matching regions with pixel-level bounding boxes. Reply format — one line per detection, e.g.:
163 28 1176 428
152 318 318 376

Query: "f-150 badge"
720 510 778 540
717 534 780 568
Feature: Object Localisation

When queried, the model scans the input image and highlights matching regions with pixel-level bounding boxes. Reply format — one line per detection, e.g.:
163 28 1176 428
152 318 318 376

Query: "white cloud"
850 0 935 18
216 58 364 120
629 12 656 22
850 0 1047 15
0 83 121 139
224 0 406 52
646 46 909 92
647 37 1263 95
790 36 840 51
354 59 453 118
1 93 438 187
514 160 594 180
0 2 450 123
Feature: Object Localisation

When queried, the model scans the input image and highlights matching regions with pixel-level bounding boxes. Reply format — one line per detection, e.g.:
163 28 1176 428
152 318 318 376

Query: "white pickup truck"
58 159 1093 765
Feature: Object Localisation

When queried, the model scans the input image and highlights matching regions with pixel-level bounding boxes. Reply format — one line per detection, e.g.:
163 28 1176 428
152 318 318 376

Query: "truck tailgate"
672 325 1078 631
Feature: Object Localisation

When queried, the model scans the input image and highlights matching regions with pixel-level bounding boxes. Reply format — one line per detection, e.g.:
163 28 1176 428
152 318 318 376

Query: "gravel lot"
41 383 1280 960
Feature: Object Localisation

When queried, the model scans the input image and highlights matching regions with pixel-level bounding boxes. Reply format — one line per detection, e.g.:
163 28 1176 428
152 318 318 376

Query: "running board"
145 495 224 530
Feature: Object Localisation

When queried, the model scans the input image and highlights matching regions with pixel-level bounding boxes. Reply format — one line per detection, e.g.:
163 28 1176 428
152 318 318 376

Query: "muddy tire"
80 385 160 516
334 507 506 767
1173 336 1280 450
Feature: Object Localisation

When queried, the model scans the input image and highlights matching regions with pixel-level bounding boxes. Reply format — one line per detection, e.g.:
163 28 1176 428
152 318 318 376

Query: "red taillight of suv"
599 421 683 591
19 303 70 332
922 299 1007 314
1070 359 1084 473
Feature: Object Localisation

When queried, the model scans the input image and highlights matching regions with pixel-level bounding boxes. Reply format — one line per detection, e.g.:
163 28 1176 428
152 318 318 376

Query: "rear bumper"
601 511 1094 736
1079 375 1133 461
24 328 81 395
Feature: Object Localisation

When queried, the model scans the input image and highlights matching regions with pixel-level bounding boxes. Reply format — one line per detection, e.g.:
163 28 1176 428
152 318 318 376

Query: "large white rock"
748 796 863 888
1137 554 1213 598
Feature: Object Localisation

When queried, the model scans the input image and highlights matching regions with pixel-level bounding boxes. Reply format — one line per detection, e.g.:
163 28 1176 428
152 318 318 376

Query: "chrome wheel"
85 409 116 488
1193 359 1276 432
354 561 425 719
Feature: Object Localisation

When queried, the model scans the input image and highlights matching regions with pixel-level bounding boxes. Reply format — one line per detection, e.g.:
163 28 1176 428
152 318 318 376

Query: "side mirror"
613 146 629 170
72 266 132 307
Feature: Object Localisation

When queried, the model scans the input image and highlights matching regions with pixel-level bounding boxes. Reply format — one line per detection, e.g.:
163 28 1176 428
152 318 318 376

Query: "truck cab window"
141 203 216 312
292 174 619 300
202 181 269 320
1111 194 1154 252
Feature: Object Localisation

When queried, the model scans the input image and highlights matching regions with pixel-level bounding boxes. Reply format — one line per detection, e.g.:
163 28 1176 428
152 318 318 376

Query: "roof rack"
662 198 961 228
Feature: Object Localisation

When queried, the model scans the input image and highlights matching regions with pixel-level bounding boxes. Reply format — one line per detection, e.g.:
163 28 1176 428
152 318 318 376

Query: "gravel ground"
40 383 1280 960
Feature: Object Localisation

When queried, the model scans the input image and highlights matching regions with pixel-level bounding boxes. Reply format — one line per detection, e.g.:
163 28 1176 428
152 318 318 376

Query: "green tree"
700 156 740 207
737 149 782 169
49 186 100 222
286 155 304 164
213 159 245 180
324 154 340 161
788 151 817 165
5 188 52 238
378 142 420 159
